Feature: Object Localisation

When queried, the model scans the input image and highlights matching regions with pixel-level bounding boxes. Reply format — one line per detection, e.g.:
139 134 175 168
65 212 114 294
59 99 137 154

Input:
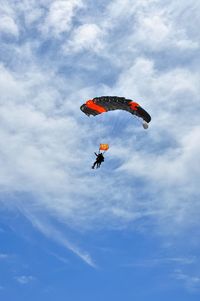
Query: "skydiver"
92 152 104 169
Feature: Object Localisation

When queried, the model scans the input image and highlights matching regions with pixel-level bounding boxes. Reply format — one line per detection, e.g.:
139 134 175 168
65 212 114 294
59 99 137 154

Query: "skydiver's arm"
94 152 98 156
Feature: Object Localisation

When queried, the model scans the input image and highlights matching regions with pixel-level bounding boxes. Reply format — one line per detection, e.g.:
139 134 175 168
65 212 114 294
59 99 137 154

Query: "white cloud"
0 15 19 37
20 1 45 27
131 9 199 51
0 62 98 266
40 0 83 37
107 0 157 20
63 23 104 53
101 0 199 69
0 64 25 102
135 13 171 48
0 2 19 37
113 55 200 233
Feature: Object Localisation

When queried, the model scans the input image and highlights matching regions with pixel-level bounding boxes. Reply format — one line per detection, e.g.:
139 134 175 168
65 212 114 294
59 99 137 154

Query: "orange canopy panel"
99 144 109 151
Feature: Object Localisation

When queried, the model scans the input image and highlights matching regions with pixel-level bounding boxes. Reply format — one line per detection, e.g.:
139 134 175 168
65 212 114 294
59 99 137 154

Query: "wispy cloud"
23 210 96 268
0 253 9 260
173 269 200 292
124 257 196 268
15 275 35 285
49 251 69 265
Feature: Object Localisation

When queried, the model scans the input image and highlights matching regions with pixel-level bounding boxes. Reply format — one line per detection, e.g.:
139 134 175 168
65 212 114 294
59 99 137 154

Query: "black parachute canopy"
80 96 151 123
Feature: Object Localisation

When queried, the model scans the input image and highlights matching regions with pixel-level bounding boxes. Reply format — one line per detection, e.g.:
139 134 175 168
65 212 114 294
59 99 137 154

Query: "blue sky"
0 0 200 300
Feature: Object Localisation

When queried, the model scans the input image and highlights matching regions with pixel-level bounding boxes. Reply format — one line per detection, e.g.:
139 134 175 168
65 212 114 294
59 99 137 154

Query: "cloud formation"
0 0 199 269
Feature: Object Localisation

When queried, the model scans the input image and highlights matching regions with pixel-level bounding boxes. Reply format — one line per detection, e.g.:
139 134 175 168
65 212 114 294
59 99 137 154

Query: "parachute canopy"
80 96 151 123
99 143 109 151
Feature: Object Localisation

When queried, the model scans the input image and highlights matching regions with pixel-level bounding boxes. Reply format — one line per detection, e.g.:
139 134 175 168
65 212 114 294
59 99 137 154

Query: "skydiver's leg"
92 161 97 169
97 161 101 168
